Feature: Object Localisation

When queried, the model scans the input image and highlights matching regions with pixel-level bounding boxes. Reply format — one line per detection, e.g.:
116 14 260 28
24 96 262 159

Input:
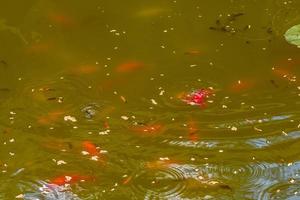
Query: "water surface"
0 0 300 199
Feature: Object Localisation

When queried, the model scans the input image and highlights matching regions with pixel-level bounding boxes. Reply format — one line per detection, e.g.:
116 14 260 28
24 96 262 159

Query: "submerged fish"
48 12 76 28
129 124 163 136
37 110 66 125
228 79 255 93
71 64 99 75
115 61 144 73
82 141 99 156
184 49 202 56
25 42 52 54
187 121 199 142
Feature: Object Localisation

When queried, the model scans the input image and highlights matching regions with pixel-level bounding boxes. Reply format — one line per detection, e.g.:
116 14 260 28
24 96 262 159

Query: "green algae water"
0 0 300 199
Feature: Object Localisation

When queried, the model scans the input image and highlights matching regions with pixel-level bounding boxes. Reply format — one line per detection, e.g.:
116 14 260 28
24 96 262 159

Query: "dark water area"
0 0 300 199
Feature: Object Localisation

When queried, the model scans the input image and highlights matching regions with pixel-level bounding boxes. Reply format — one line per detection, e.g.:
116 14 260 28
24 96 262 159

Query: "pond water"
0 0 300 199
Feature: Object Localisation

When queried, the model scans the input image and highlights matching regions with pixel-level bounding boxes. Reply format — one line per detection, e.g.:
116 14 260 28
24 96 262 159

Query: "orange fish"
272 67 297 82
37 110 66 125
82 141 99 156
115 61 144 73
130 124 163 136
272 57 299 82
274 58 300 70
3 128 12 134
51 174 93 186
26 42 52 54
48 12 76 28
122 176 133 185
228 79 255 92
184 49 201 56
71 65 99 75
104 121 110 129
187 121 199 142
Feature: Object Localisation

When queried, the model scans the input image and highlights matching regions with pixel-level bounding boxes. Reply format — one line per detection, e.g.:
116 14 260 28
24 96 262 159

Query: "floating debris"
284 24 300 47
81 103 99 119
64 115 77 122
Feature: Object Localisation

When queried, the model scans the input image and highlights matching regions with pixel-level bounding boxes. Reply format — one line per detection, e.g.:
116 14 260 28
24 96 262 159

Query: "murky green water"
0 0 300 199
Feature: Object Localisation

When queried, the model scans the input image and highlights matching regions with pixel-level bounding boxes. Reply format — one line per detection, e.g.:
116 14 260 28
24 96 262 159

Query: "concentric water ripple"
259 181 300 200
166 129 300 151
17 180 81 200
130 164 187 199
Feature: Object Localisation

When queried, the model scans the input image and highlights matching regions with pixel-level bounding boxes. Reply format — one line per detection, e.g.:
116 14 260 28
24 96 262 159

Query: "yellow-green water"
0 0 300 199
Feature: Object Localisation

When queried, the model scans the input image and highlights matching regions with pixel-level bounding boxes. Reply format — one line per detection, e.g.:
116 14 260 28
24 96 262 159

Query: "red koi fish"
115 61 144 73
180 88 213 106
82 141 99 156
51 174 93 186
48 12 76 28
130 124 163 136
228 79 255 93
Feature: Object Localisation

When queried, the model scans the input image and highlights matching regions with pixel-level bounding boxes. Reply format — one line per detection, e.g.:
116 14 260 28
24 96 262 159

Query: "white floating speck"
15 194 24 199
90 156 99 161
282 131 288 136
231 126 238 131
289 179 295 184
65 176 72 182
99 130 110 135
81 151 89 155
159 157 169 161
150 99 158 105
121 116 129 120
64 115 77 122
254 127 262 132
57 160 67 165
